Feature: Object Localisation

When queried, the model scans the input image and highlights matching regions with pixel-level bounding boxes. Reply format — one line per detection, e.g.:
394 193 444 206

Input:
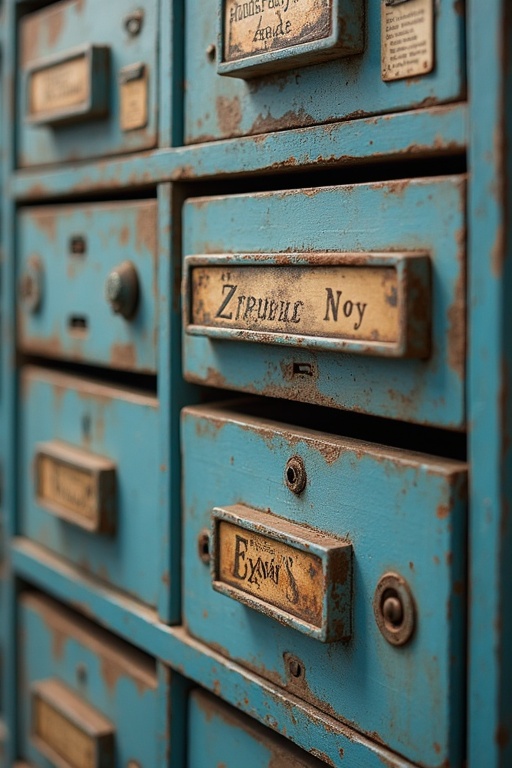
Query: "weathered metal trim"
184 252 431 358
211 504 352 642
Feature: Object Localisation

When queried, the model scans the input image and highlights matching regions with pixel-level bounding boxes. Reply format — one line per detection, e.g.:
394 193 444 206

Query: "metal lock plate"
182 402 468 766
183 178 466 429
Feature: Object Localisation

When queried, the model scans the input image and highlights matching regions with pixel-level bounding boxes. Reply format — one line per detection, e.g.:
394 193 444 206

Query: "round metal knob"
373 572 416 647
105 261 139 319
284 456 307 495
19 256 44 314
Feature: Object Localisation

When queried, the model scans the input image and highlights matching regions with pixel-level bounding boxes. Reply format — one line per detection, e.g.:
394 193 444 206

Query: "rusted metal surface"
211 504 352 642
185 252 431 359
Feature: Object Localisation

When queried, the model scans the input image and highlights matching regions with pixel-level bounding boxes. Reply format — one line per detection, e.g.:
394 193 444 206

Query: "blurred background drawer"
188 689 329 768
18 200 158 373
20 367 162 608
18 0 159 168
19 592 163 767
184 0 465 143
182 402 467 767
183 177 466 429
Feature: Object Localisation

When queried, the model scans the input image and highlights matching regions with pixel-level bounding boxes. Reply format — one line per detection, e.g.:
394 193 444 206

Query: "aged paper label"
224 0 333 62
29 55 90 117
120 74 148 131
381 0 434 81
34 696 96 768
190 264 399 343
217 521 325 626
38 453 98 525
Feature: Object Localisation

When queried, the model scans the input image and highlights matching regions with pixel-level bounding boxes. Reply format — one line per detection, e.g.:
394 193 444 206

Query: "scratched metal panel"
183 177 465 429
17 0 159 168
20 367 162 608
184 0 465 142
182 403 467 767
18 200 158 373
188 690 329 767
18 592 163 767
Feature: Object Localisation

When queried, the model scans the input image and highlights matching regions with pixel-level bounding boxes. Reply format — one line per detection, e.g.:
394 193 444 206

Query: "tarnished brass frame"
183 252 431 358
24 44 110 127
211 504 352 643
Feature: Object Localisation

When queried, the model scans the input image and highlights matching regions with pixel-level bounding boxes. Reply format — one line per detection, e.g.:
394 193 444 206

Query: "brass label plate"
32 679 114 768
36 442 116 533
29 55 90 118
224 0 333 62
120 72 148 131
381 0 434 81
38 455 98 525
34 697 97 768
217 520 325 626
190 263 398 343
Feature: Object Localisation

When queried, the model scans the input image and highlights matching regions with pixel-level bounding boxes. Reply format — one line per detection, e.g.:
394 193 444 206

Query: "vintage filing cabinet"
18 592 168 766
17 0 159 167
182 402 467 767
18 200 158 372
183 177 465 428
184 0 465 142
1 1 512 767
20 367 162 607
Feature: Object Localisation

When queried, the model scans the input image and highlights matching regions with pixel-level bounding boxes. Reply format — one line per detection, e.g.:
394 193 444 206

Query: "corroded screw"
125 9 144 36
284 456 307 495
105 261 139 319
288 657 303 678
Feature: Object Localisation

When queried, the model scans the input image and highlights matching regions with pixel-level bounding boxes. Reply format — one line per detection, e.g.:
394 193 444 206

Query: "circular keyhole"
198 529 211 564
284 456 307 495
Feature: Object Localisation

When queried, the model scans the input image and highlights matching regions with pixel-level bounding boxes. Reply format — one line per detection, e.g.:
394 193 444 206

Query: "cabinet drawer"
20 367 162 608
18 200 158 373
188 689 328 768
183 177 466 429
19 593 162 767
182 403 467 767
18 0 158 167
184 0 465 143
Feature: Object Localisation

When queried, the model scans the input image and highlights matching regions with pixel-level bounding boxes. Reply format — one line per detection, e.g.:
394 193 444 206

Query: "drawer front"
184 0 465 143
188 689 327 768
18 0 158 167
19 593 161 767
20 367 161 607
18 200 158 373
183 177 466 429
182 403 467 767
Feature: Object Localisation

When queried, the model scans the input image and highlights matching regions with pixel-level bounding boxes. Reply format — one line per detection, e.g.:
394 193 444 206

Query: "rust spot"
110 342 137 369
100 657 124 693
216 96 242 136
50 627 68 660
47 8 65 47
250 108 315 136
31 211 57 241
135 202 158 255
446 227 466 378
119 225 130 246
496 724 510 748
436 504 450 519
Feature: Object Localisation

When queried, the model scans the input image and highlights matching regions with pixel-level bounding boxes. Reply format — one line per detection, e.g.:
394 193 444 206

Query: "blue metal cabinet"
18 592 166 767
183 177 465 429
18 200 158 373
188 689 328 767
20 367 163 608
184 0 465 142
182 402 467 767
17 0 159 167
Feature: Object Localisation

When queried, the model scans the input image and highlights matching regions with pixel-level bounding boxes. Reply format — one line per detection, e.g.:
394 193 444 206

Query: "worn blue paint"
185 0 465 142
182 403 467 767
17 0 160 167
19 592 167 767
20 367 162 608
183 178 465 428
18 200 158 373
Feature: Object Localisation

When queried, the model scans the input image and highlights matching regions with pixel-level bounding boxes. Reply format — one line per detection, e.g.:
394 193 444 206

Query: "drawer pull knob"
374 572 416 646
105 260 139 319
285 456 307 495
